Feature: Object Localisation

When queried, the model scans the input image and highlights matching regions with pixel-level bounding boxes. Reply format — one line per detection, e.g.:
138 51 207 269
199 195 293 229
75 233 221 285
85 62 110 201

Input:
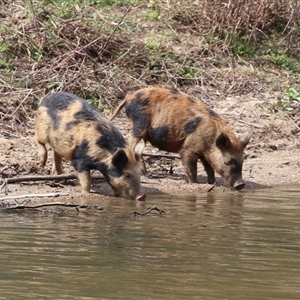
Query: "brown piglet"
110 87 251 190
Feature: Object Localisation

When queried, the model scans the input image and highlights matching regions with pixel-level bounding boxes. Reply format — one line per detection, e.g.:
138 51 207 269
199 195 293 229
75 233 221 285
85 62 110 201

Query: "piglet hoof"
233 180 245 190
80 190 91 197
136 194 146 201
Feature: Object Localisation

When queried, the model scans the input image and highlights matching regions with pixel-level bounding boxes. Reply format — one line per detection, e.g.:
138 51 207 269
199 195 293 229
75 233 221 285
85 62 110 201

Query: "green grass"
229 34 256 56
286 87 300 102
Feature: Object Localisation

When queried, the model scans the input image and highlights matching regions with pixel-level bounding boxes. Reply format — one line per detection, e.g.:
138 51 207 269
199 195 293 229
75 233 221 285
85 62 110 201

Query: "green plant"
0 25 18 61
182 68 198 79
269 94 297 114
32 46 44 62
39 1 79 20
119 20 142 33
180 60 199 79
286 87 300 102
229 34 255 56
47 81 61 90
261 48 300 73
0 58 10 69
88 0 141 8
140 0 161 20
147 41 161 51
140 10 160 21
270 97 292 112
270 50 291 69
87 98 110 114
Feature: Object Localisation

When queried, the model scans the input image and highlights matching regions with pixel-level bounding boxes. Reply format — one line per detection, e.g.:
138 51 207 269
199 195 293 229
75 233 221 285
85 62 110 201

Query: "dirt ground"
0 90 299 205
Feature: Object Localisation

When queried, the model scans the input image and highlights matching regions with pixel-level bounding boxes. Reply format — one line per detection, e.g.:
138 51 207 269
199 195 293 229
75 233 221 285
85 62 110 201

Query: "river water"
0 186 300 300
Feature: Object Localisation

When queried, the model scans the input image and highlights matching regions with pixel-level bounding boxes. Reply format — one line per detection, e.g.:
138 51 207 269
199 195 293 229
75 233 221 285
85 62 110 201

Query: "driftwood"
0 192 69 201
133 205 165 217
1 201 103 211
2 174 105 184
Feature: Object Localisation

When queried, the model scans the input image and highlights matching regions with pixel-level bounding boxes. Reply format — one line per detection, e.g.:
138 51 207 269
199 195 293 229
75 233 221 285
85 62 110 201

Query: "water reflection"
0 187 300 299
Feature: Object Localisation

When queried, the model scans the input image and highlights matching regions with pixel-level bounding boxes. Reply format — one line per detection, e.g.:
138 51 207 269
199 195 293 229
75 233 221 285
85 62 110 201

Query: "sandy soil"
0 91 299 204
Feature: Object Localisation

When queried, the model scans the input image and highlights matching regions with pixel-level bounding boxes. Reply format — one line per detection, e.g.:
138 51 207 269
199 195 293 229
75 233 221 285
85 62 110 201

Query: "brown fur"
110 87 251 189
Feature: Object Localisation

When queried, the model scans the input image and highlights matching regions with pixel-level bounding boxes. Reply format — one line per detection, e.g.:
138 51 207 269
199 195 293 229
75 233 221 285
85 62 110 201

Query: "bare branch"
287 114 300 131
0 178 8 191
1 202 103 211
238 120 265 129
206 182 217 192
143 153 180 159
2 174 105 184
0 192 69 202
133 205 165 217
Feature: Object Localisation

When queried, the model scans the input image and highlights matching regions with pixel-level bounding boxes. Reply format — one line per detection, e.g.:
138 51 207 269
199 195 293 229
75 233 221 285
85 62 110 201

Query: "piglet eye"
225 158 235 166
124 173 131 179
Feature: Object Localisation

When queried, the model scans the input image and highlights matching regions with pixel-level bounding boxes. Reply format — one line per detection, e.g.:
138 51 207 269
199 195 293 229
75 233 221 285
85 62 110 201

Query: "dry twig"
206 182 217 192
238 120 265 129
133 205 165 217
143 152 180 159
0 178 8 192
287 114 300 131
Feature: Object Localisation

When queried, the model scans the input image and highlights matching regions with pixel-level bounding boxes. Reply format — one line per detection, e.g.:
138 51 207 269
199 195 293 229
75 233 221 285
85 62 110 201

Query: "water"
1 186 300 300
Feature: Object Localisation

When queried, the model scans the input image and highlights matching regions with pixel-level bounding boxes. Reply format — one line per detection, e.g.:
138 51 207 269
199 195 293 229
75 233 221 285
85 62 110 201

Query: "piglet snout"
233 179 245 190
136 194 146 201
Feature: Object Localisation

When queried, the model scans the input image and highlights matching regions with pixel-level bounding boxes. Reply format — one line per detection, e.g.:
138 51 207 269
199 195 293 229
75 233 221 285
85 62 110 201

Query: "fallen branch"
143 153 180 159
0 192 69 201
0 178 8 191
287 114 300 131
133 205 165 217
1 202 103 211
238 119 265 128
206 182 217 192
2 174 105 184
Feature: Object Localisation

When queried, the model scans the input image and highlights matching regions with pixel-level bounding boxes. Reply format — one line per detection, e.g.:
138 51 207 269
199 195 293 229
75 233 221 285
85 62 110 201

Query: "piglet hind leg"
129 136 147 174
139 155 147 175
51 151 63 175
36 141 48 167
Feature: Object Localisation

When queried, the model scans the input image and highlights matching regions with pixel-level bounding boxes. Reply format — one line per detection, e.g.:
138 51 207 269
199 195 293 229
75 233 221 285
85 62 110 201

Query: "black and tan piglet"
35 92 145 200
110 87 251 190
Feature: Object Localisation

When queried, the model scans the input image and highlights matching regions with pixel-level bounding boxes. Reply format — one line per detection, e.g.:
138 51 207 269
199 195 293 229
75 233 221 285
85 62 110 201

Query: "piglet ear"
239 131 251 147
112 148 128 171
133 140 145 161
216 132 231 150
